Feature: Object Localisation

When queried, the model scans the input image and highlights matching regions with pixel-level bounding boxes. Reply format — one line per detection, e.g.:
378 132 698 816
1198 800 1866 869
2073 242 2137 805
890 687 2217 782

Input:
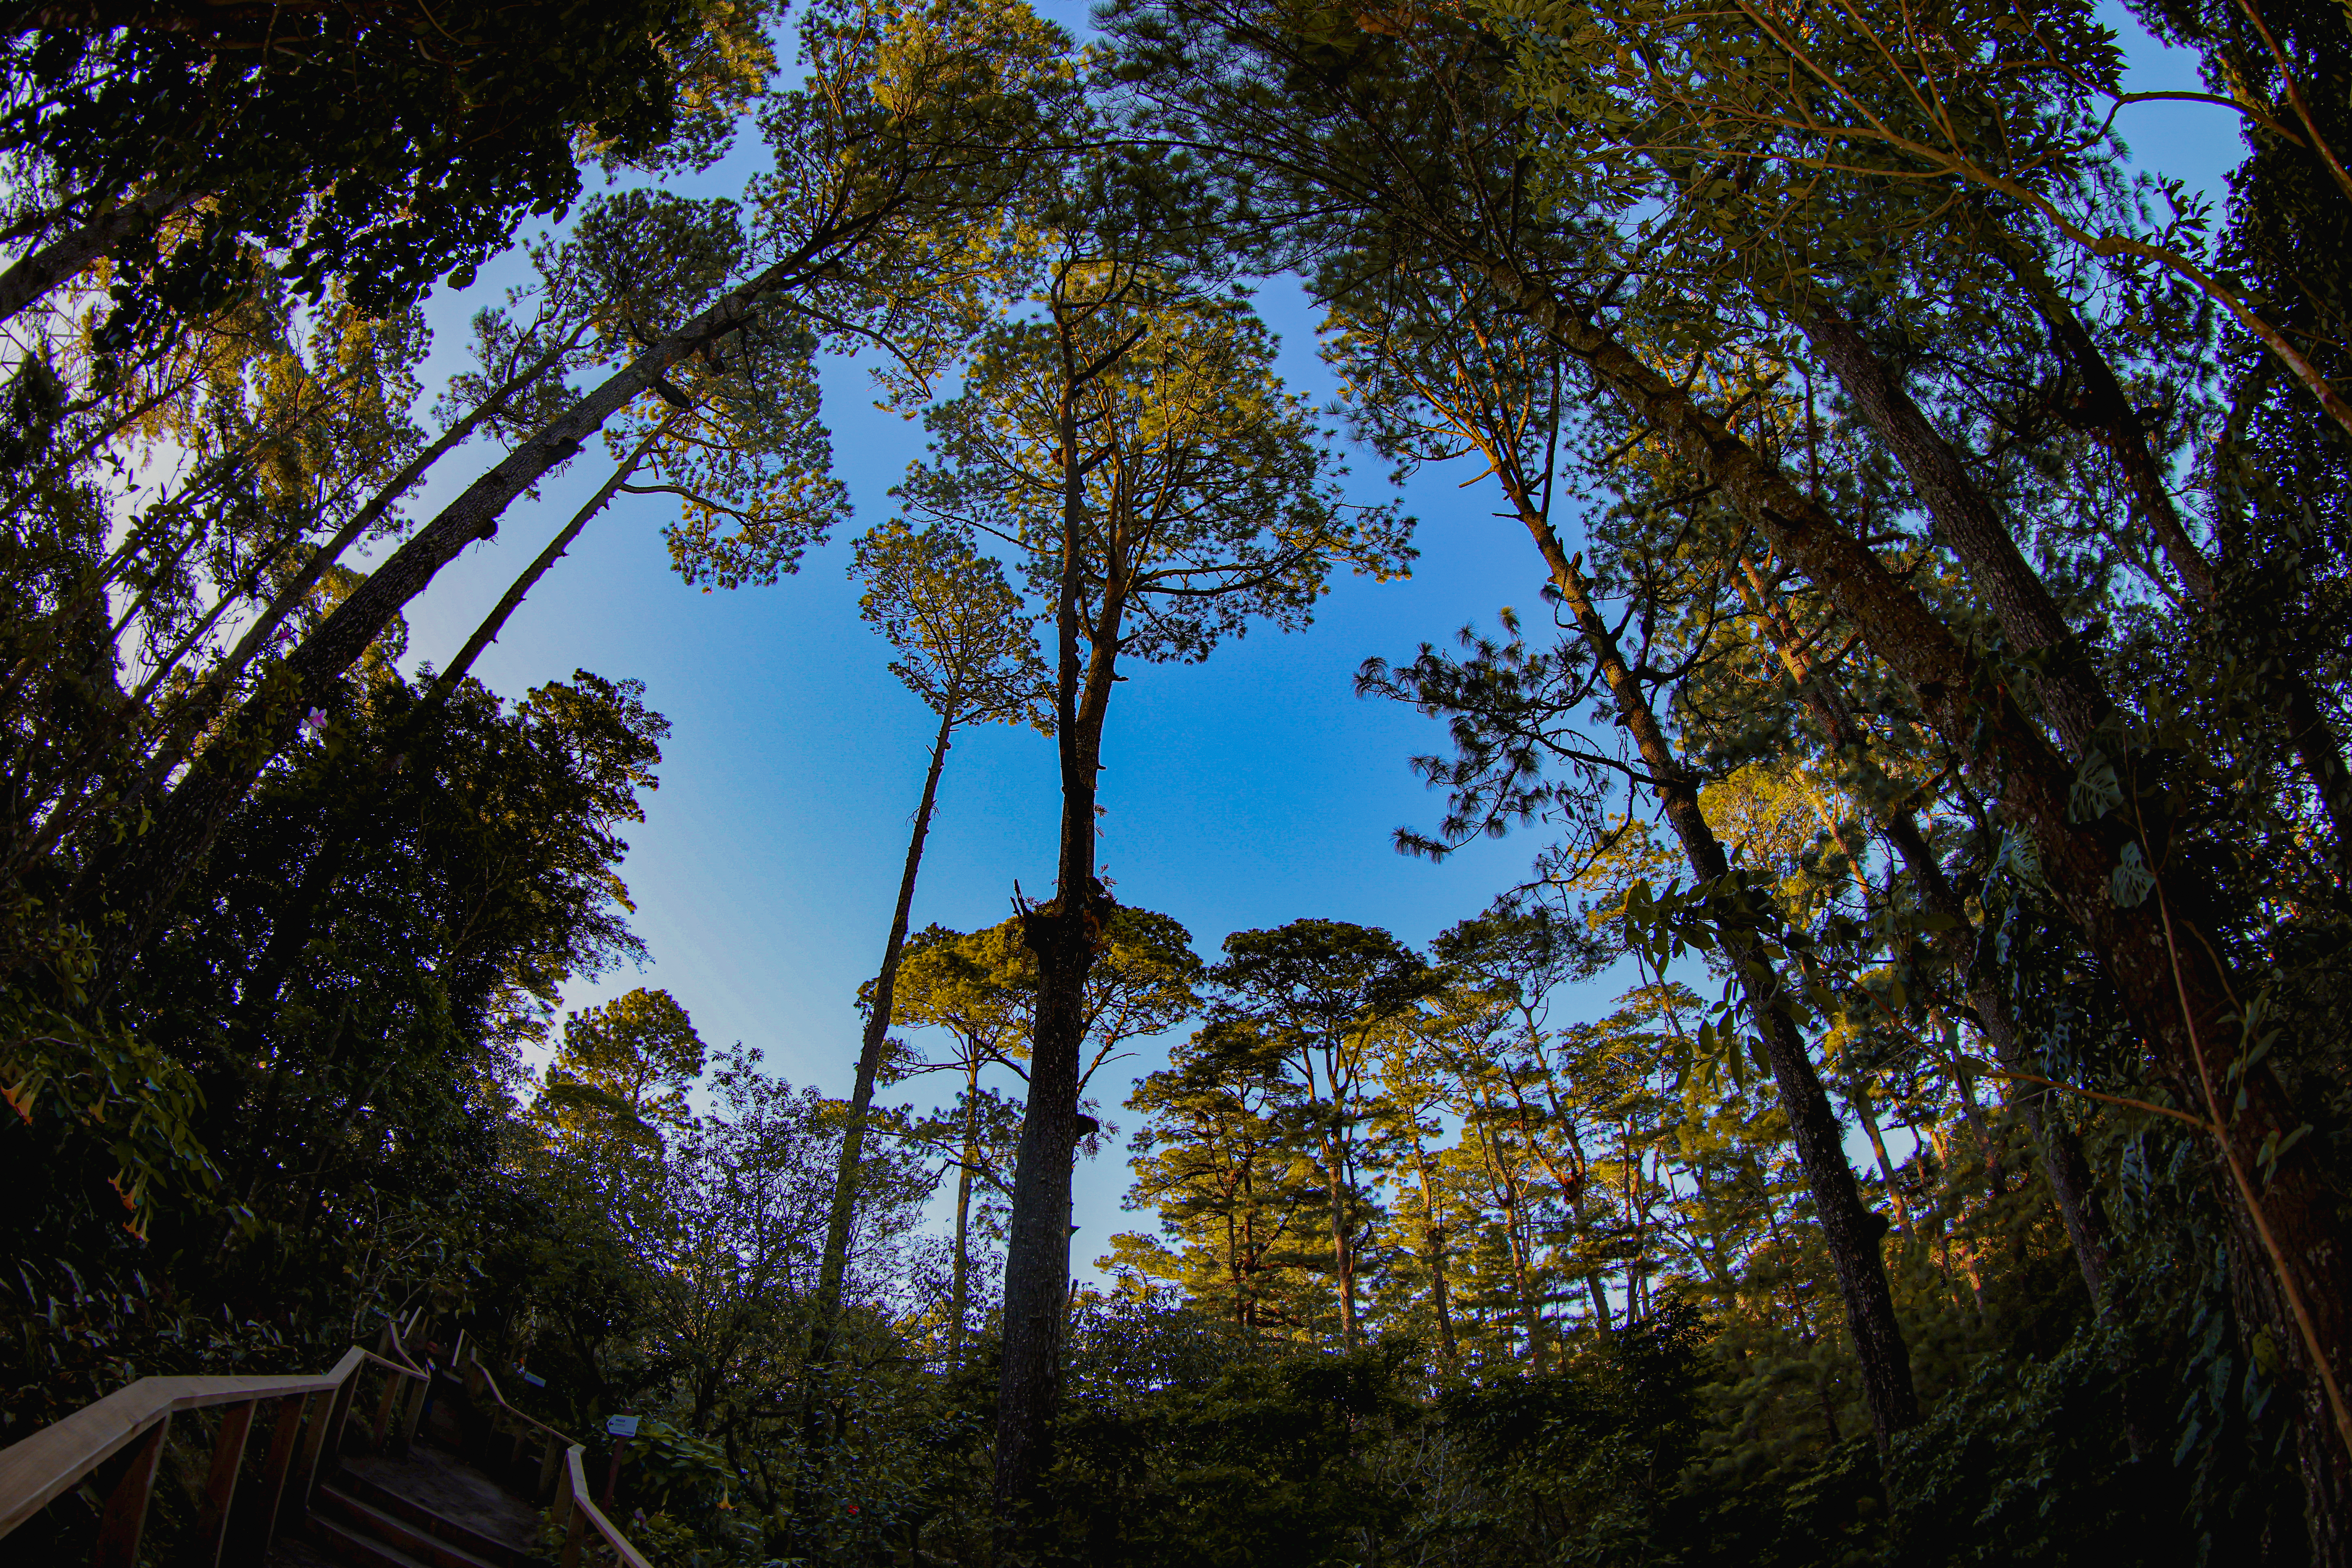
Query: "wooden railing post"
191 1397 258 1568
0 1346 422 1564
371 1364 402 1448
536 1432 564 1504
297 1359 363 1507
91 1414 167 1568
236 1393 308 1562
394 1366 430 1455
558 1447 588 1568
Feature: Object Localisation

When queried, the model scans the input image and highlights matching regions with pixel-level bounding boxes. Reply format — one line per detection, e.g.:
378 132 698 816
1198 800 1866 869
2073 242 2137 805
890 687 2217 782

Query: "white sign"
606 1415 640 1438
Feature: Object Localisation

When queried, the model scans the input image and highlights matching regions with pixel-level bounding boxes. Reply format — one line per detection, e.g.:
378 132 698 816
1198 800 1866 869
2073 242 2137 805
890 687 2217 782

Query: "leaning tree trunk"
420 418 674 709
1734 557 2118 1305
2007 245 2352 858
1 331 573 901
1504 496 1921 1442
216 426 659 1190
1790 297 2111 756
78 248 837 989
0 185 196 326
1480 256 2352 1553
807 702 959 1384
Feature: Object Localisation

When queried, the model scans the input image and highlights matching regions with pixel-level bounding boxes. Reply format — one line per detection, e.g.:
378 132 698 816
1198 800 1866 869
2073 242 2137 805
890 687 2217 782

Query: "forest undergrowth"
1 0 2348 1562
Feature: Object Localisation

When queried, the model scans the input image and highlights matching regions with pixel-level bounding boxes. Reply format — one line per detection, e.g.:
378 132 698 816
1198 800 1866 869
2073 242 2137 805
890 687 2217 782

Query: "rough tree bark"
1732 558 2116 1305
422 418 674 708
2028 267 2352 858
807 700 958 1381
1318 1108 1364 1349
82 248 842 985
948 1059 982 1366
1501 493 1922 1442
1790 298 2111 756
993 372 1125 1523
2 330 575 895
0 185 195 325
1477 257 2351 1553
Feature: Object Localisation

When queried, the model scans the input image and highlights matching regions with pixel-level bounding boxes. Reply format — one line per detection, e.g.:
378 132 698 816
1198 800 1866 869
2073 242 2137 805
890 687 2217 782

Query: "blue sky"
376 2 2242 1273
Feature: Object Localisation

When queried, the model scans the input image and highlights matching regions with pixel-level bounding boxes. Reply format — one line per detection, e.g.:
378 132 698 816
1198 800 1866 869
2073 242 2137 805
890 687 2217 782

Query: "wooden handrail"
0 1349 364 1537
360 1349 430 1381
462 1347 654 1567
557 1444 654 1568
460 1348 580 1507
0 1318 654 1567
464 1351 576 1450
0 1317 446 1566
380 1313 432 1377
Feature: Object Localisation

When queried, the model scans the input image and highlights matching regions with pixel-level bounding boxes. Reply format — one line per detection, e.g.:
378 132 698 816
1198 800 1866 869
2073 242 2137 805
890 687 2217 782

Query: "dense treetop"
0 0 2347 1562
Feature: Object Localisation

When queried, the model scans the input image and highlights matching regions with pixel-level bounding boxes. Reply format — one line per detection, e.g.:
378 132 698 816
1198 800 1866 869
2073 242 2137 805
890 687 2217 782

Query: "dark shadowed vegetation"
1 0 2348 1561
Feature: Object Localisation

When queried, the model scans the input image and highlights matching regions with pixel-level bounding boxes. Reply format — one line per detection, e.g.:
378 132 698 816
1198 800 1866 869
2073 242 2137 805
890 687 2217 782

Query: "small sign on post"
603 1414 638 1508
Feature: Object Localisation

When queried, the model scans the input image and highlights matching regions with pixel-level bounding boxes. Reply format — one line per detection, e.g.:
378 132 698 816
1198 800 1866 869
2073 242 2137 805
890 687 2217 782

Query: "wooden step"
301 1512 459 1568
330 1441 542 1557
328 1467 532 1568
312 1486 509 1568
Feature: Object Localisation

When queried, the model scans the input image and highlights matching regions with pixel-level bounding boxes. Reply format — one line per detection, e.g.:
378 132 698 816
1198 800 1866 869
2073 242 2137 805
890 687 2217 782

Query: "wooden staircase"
273 1372 543 1568
0 1315 648 1568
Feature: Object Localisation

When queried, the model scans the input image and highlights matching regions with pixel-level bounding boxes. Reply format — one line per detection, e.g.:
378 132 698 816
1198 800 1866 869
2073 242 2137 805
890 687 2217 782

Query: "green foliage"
1034 1299 1418 1567
537 989 709 1156
0 912 216 1238
1112 1017 1326 1332
896 235 1415 669
2 0 771 332
852 520 1052 727
1439 1296 1713 1546
1 0 2348 1562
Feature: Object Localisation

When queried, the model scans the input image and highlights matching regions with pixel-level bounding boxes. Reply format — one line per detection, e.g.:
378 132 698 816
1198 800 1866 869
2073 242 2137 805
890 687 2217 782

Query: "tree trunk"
2284 677 2352 864
1315 1099 1362 1349
1412 1145 1458 1366
1508 1192 1542 1365
1585 1272 1614 1339
948 1063 979 1366
1734 556 2116 1304
0 184 194 325
993 369 1124 1522
1482 262 2347 1549
995 880 1106 1516
1791 297 2109 756
1238 1169 1262 1331
808 703 957 1381
207 428 652 1199
82 249 833 985
1850 1085 1911 1235
2031 279 2220 608
1550 1103 1615 1340
421 418 672 708
2009 240 2352 858
1 331 574 897
1470 1093 1545 1370
1504 499 1920 1442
